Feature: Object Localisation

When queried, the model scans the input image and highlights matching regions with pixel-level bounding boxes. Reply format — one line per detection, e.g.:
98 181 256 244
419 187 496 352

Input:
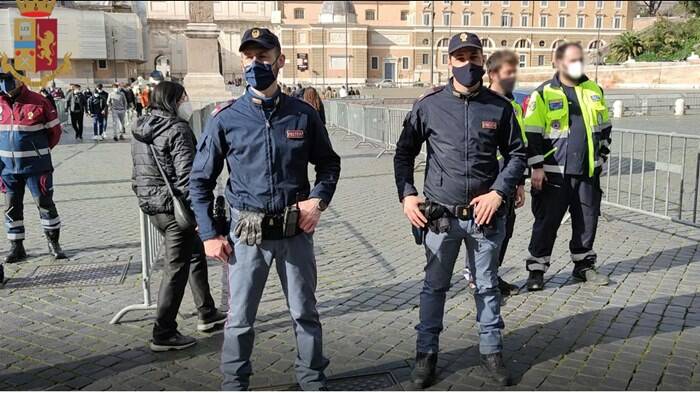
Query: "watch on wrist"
316 199 328 212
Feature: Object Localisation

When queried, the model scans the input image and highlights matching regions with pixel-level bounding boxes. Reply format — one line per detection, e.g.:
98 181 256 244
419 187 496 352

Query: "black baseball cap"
239 28 281 52
448 32 482 55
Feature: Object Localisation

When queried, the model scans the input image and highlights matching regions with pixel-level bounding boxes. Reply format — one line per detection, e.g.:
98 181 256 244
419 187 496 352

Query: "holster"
261 205 302 240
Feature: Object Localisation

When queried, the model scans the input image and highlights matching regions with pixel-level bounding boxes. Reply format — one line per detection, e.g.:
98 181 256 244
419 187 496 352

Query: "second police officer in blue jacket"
394 32 526 388
189 28 341 391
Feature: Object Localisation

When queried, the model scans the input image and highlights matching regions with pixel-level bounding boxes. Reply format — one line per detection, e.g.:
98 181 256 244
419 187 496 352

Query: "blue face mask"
0 77 16 96
452 62 485 88
244 58 278 91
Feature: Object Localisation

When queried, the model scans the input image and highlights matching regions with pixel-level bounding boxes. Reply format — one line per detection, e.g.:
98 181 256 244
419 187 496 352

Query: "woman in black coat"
131 81 226 352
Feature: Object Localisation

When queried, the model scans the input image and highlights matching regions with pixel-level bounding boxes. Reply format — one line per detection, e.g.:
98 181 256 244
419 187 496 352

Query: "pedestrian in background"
131 81 227 352
65 84 86 141
87 88 107 140
302 87 326 125
39 88 57 110
108 82 127 141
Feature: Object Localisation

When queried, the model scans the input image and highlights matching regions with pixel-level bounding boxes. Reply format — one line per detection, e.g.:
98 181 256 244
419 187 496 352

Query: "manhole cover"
257 371 401 391
4 261 129 289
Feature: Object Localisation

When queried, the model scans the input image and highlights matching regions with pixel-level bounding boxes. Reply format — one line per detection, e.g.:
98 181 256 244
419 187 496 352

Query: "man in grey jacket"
108 83 127 141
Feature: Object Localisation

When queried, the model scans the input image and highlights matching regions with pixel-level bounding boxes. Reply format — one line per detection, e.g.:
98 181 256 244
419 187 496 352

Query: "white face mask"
177 101 193 121
565 61 583 80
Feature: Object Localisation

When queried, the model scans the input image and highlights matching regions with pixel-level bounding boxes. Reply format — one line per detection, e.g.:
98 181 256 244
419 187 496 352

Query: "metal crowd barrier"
110 210 162 324
606 92 700 116
326 100 700 227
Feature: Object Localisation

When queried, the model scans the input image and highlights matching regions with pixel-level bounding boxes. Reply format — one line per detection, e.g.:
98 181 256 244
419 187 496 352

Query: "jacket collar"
0 84 30 105
244 86 282 109
550 72 589 88
445 77 482 100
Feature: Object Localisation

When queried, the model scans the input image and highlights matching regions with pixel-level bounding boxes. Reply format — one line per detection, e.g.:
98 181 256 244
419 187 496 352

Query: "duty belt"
429 202 473 221
261 205 303 240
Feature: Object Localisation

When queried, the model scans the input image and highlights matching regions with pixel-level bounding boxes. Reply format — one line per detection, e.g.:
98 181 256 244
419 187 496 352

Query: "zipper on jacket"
258 105 276 212
464 98 470 204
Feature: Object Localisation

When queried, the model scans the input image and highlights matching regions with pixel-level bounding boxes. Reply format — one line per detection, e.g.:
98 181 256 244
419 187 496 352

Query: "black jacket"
394 80 526 206
131 109 197 215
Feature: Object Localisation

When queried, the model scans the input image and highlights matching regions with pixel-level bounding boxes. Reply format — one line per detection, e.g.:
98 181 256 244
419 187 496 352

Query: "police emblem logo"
460 33 468 42
527 97 536 112
251 29 260 38
551 119 561 130
286 129 304 139
548 99 564 110
591 94 601 101
481 120 498 129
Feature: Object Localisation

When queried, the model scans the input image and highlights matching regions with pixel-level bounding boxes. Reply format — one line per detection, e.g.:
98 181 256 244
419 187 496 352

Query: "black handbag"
149 144 197 230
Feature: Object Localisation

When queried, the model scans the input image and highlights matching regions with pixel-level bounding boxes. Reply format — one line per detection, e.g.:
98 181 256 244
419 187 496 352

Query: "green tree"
609 32 644 62
679 1 700 16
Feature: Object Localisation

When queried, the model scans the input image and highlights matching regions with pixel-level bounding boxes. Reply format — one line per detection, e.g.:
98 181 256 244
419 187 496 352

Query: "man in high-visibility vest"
523 42 612 291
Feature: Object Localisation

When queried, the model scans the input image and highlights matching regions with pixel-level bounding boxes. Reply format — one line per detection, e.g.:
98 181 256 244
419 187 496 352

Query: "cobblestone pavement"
1 122 700 391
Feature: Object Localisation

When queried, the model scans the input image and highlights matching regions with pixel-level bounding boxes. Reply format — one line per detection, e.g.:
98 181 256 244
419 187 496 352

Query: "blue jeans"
221 210 328 391
417 215 506 355
92 113 105 136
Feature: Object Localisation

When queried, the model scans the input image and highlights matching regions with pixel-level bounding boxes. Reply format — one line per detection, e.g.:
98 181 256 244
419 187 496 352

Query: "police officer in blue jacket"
394 32 526 388
189 28 341 391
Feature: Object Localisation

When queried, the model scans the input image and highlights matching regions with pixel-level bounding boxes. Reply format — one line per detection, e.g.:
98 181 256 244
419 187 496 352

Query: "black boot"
498 276 519 297
480 353 512 386
45 230 67 260
572 266 609 285
526 271 544 291
4 240 27 264
410 352 437 389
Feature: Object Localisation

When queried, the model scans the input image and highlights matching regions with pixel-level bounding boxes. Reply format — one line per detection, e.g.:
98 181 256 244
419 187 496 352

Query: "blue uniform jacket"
189 88 341 241
394 81 527 206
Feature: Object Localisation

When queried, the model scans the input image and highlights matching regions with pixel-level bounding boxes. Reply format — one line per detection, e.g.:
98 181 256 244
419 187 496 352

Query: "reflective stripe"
5 220 24 228
543 164 565 174
525 126 544 134
0 123 45 132
0 148 50 158
528 155 544 166
543 147 558 159
41 217 61 226
526 255 550 272
594 121 612 133
7 233 25 240
527 263 549 272
571 250 597 262
544 129 568 140
527 255 550 264
594 158 604 167
43 223 61 230
45 118 61 128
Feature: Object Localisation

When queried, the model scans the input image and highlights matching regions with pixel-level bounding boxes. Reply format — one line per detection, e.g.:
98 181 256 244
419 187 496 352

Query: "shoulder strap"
148 144 177 199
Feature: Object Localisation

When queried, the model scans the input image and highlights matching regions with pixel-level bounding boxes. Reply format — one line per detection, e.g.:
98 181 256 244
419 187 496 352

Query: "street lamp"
594 13 605 83
111 29 118 82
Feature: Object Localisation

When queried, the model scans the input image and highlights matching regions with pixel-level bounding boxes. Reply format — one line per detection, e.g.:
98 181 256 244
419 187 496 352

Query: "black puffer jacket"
131 109 196 215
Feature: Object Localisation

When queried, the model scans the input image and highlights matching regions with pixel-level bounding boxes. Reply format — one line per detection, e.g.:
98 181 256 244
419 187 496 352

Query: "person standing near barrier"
0 72 67 263
394 32 526 388
302 87 326 125
65 84 86 141
108 83 127 141
131 81 227 352
523 42 612 291
190 27 341 391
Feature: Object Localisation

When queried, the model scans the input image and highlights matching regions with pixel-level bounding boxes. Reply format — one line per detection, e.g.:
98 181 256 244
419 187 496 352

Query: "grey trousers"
221 216 328 390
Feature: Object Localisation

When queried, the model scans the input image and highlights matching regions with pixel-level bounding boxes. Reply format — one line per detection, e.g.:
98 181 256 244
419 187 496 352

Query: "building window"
615 0 622 8
329 56 348 70
423 12 431 26
400 10 409 20
365 9 375 20
371 56 378 69
422 53 429 64
298 31 308 44
540 15 547 27
502 0 510 5
97 59 107 69
483 0 491 5
441 53 448 64
402 57 410 69
578 0 585 7
464 0 470 4
538 55 545 65
443 12 451 25
589 40 604 49
539 40 545 46
462 13 470 25
595 15 603 29
559 0 566 7
596 0 603 8
293 8 304 19
540 0 548 6
515 38 529 48
481 38 493 47
558 15 566 27
501 14 512 27
522 0 529 5
443 0 451 3
577 15 584 28
482 13 491 26
501 39 508 46
614 15 621 29
521 14 529 26
519 54 526 67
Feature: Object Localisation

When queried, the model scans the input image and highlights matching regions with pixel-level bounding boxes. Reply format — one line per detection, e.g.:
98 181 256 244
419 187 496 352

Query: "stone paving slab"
0 123 699 390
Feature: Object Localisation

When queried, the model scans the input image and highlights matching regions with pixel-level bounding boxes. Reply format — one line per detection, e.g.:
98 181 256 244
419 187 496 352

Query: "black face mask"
452 62 485 88
499 77 517 95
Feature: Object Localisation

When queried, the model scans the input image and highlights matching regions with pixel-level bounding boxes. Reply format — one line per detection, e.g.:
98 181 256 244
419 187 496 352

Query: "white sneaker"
99 135 105 140
92 135 99 141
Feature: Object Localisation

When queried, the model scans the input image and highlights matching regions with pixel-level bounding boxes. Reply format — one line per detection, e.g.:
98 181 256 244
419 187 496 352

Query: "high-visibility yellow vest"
523 79 611 177
497 98 527 161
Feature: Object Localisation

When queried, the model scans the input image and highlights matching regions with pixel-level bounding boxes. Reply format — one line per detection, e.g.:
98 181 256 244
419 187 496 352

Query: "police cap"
448 32 482 55
239 28 281 52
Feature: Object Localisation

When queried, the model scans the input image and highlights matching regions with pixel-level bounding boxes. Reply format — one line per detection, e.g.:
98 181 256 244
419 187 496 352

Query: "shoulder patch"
417 86 444 102
211 99 236 117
